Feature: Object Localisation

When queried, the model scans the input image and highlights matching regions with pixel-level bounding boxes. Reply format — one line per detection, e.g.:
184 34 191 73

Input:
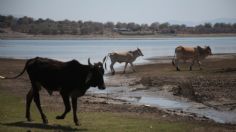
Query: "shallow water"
138 96 236 124
138 96 190 109
88 86 236 124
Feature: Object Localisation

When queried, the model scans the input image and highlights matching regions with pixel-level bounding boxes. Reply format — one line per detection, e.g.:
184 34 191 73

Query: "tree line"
1 15 236 35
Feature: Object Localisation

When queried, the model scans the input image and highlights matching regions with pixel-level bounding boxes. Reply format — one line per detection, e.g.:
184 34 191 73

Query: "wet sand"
95 53 236 124
106 54 236 109
0 54 236 129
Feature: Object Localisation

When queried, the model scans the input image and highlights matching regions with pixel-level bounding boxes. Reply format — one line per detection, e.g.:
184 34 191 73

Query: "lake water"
0 37 236 65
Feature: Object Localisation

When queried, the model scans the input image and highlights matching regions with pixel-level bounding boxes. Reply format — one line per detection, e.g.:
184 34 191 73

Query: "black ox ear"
94 62 103 68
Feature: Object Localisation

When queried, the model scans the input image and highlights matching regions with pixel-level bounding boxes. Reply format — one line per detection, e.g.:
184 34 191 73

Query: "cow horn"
88 58 92 66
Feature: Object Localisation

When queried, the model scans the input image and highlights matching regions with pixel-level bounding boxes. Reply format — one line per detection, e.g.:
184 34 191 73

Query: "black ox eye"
95 67 104 75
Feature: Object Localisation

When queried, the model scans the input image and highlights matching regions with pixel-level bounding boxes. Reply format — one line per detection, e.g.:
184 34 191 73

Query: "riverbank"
0 55 236 131
1 28 236 40
103 54 236 123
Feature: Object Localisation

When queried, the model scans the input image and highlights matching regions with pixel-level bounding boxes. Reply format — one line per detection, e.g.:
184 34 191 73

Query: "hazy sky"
1 0 236 25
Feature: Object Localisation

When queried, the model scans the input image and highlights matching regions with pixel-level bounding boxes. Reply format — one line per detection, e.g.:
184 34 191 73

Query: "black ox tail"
0 59 31 79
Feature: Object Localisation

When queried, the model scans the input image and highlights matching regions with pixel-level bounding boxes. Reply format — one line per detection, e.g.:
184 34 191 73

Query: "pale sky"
0 0 236 25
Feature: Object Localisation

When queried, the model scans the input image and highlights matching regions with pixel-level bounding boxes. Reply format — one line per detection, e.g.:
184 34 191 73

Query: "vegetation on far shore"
1 15 236 38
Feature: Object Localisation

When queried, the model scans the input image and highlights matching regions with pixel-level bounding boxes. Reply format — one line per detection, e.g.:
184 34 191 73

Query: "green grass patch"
0 90 211 132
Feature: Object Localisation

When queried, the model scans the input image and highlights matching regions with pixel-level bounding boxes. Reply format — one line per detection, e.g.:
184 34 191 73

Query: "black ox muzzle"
98 83 106 90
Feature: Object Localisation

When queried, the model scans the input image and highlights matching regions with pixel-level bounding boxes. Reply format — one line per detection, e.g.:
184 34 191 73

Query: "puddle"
137 96 236 124
189 108 236 124
87 86 236 124
138 96 190 109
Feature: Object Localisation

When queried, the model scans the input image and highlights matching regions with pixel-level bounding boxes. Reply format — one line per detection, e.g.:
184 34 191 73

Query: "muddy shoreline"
0 54 236 128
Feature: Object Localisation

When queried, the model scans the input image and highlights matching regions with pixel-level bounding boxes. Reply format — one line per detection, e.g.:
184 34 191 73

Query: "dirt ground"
133 54 236 110
105 54 236 110
0 54 236 129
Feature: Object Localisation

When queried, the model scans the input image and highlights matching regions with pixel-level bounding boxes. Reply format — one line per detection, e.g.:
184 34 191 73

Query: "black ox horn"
88 58 93 67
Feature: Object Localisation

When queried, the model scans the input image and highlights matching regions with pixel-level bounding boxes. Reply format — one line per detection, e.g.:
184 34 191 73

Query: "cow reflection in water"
0 57 106 126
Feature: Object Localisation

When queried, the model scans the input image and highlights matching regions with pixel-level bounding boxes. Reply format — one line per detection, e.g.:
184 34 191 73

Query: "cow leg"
33 89 48 124
197 60 202 70
72 97 80 126
175 59 180 71
26 89 33 122
123 62 128 73
190 60 195 71
110 61 116 75
129 62 136 72
56 93 71 119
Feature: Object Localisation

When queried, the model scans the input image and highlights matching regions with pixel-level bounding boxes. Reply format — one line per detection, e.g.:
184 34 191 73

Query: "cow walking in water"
172 46 212 71
103 48 144 75
0 57 105 126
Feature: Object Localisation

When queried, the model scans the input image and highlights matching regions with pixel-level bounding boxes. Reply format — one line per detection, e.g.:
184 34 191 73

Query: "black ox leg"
26 89 33 122
26 81 47 124
72 97 79 126
33 89 48 124
56 93 71 120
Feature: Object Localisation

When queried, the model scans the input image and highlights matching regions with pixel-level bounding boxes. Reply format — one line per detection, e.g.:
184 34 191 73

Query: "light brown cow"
172 46 212 71
103 48 144 75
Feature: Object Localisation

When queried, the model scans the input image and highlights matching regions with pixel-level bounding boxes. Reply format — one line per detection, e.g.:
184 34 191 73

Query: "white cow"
103 48 144 75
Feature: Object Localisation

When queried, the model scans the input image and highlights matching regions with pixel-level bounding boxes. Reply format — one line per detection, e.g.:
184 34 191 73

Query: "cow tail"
103 55 108 70
0 59 30 79
102 53 111 69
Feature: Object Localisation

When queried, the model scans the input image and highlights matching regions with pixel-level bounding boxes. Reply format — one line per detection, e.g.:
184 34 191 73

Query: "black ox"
0 57 106 126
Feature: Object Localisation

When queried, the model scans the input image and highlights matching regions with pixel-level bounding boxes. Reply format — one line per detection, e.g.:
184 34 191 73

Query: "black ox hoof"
75 122 81 126
43 118 48 124
56 115 65 120
26 117 33 122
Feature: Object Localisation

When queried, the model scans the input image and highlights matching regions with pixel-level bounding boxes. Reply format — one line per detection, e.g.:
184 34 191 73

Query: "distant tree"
116 22 127 29
0 15 6 27
180 24 186 28
104 22 114 29
71 28 78 35
17 16 33 25
93 22 104 34
1 15 236 35
0 15 15 28
34 18 45 24
28 24 38 34
150 22 160 32
80 21 93 35
159 22 170 30
127 22 140 31
204 23 212 28
233 23 236 29
140 24 149 31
